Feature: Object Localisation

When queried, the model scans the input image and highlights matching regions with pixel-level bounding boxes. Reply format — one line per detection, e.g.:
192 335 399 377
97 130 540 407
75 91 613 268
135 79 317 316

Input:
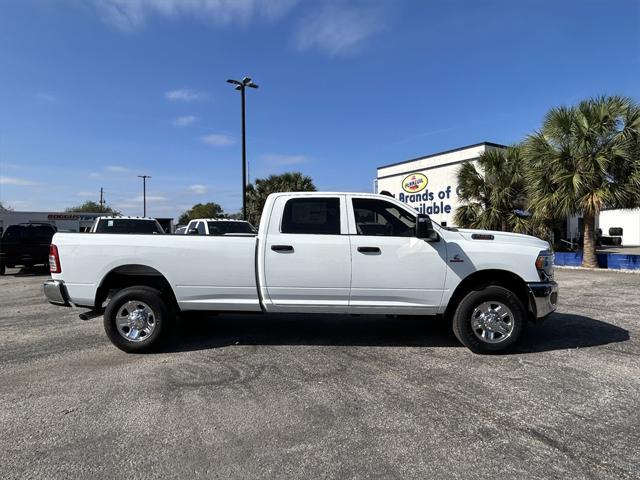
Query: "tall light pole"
137 175 151 217
226 76 258 220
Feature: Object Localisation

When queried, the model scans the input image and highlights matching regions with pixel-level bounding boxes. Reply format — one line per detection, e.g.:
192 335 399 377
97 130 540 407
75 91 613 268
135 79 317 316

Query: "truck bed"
52 233 261 311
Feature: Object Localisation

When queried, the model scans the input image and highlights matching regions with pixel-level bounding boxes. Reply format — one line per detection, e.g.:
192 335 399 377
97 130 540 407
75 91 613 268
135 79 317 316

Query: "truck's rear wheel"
104 286 171 353
452 285 526 354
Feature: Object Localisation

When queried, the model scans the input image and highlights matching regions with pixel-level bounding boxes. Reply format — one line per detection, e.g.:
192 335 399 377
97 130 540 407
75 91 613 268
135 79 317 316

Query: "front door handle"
357 246 381 254
271 245 294 252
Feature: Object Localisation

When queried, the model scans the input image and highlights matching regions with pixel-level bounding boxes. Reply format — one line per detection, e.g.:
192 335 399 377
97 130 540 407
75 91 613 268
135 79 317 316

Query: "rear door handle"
271 245 294 252
357 246 381 254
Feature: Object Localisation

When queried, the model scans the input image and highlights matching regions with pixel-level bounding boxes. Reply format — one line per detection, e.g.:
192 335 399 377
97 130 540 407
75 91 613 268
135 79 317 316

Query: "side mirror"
187 228 199 235
416 214 439 241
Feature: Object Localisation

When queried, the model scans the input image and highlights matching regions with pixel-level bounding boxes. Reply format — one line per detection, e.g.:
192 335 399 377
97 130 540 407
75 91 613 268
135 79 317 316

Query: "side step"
79 310 104 321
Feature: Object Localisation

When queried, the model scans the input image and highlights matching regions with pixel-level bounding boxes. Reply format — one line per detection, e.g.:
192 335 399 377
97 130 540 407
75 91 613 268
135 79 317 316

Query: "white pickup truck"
44 192 558 354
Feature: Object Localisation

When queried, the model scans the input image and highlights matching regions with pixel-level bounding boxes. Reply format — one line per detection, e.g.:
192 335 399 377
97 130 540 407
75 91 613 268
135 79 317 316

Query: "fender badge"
450 254 464 263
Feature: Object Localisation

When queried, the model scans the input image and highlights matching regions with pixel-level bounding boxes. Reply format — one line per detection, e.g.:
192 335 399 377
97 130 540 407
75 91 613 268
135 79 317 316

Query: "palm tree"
246 172 316 226
523 96 640 268
454 146 531 233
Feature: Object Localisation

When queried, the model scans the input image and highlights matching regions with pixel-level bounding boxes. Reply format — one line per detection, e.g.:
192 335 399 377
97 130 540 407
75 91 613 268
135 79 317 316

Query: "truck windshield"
207 221 256 235
95 219 163 234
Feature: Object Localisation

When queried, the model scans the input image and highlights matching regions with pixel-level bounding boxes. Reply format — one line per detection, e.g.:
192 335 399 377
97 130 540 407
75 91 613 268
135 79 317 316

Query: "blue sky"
1 0 639 218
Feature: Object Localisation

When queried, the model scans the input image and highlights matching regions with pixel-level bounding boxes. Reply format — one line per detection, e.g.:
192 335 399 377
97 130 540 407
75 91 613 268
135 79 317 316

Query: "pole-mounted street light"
226 76 258 220
137 175 151 217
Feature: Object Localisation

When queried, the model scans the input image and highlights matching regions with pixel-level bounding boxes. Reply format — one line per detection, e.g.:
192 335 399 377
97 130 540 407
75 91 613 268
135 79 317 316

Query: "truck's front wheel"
452 285 526 354
104 286 171 353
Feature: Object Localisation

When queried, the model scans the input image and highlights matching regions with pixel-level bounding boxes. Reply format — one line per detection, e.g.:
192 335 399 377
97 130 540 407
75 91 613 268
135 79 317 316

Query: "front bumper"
43 279 71 307
527 281 558 320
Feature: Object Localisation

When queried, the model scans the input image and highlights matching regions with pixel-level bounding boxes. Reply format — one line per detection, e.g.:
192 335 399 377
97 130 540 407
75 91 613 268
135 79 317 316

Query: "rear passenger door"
262 196 351 311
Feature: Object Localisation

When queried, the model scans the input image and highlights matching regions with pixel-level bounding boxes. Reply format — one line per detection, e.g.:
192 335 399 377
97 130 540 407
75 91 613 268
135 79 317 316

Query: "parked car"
44 192 557 354
174 225 187 235
90 216 164 234
0 222 57 274
184 218 257 235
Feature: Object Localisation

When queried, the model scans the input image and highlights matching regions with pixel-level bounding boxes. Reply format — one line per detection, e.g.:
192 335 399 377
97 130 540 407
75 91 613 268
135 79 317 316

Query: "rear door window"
281 198 341 235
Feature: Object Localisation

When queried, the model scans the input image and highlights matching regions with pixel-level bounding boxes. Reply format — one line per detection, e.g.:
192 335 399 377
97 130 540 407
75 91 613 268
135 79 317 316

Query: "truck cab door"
261 195 351 312
347 196 447 315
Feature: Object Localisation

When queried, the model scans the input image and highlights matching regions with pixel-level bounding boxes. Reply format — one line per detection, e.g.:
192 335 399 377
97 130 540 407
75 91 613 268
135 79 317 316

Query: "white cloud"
132 195 167 202
261 153 309 166
201 133 235 146
88 0 298 31
105 165 129 172
174 115 197 126
2 200 30 208
76 191 96 197
34 92 58 102
188 184 208 194
113 202 138 210
294 4 386 56
88 172 101 179
0 176 37 186
165 89 209 102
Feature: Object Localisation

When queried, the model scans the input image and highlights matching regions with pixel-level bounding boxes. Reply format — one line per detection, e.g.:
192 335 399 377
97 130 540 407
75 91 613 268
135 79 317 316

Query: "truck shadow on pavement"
513 312 630 354
163 312 629 354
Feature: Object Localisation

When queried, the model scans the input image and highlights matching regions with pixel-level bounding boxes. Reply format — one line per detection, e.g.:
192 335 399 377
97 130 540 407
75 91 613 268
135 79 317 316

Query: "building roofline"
377 141 508 170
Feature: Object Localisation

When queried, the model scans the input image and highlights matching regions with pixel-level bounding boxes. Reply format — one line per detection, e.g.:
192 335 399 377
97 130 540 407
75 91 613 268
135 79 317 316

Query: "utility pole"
137 175 151 217
99 187 105 212
226 76 258 220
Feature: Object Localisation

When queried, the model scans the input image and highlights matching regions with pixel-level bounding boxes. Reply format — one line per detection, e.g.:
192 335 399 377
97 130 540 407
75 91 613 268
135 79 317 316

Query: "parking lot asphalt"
1 268 639 480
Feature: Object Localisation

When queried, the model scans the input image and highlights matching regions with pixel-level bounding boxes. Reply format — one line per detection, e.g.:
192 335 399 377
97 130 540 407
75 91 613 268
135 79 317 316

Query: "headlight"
535 250 554 281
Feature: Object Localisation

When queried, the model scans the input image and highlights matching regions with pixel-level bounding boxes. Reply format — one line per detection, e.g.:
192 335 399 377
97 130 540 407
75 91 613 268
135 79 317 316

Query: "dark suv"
0 223 57 274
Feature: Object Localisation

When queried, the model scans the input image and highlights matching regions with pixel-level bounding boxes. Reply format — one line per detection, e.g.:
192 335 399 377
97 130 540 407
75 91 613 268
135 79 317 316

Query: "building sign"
402 173 428 193
399 185 453 215
47 213 100 221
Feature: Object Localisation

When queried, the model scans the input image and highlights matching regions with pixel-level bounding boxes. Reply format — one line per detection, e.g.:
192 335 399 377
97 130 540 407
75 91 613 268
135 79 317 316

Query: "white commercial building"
376 142 640 245
376 142 505 227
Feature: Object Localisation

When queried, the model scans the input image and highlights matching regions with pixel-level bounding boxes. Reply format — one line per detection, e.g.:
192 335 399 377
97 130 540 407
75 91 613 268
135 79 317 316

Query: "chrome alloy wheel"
470 301 515 344
116 300 156 342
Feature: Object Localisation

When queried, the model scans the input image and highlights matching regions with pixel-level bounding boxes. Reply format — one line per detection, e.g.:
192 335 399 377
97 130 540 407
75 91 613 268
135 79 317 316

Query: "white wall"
598 209 640 246
376 144 502 225
0 211 101 232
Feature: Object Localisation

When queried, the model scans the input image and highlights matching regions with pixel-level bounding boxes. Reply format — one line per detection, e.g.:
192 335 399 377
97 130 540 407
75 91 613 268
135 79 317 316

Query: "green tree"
523 96 640 268
246 172 316 226
178 202 224 225
454 146 531 233
66 200 120 215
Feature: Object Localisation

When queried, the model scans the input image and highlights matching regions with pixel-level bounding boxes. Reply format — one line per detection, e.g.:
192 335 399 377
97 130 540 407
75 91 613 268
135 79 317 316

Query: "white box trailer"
0 211 102 234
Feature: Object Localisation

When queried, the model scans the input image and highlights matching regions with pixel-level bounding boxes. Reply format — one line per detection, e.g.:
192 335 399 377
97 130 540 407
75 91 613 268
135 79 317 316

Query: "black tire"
104 286 172 353
0 262 5 275
452 285 527 354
